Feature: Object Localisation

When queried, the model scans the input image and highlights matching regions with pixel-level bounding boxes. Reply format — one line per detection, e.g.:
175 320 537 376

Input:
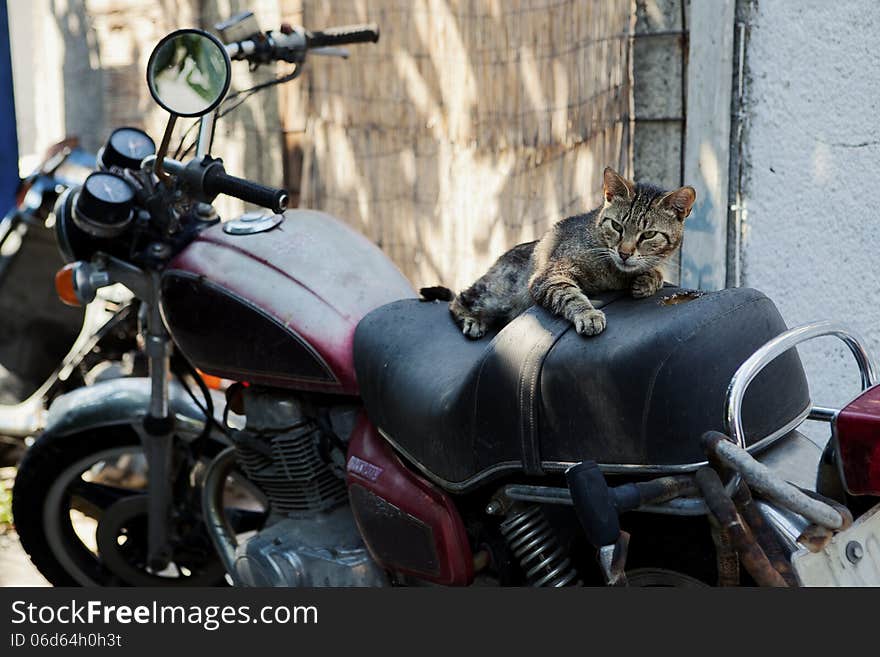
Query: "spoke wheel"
13 427 251 586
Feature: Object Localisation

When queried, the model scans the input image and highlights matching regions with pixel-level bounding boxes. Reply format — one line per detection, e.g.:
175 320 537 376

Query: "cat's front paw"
572 309 606 336
631 270 663 299
462 317 488 340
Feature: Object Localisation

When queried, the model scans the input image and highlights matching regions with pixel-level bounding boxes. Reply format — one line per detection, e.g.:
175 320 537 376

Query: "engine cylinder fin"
235 422 347 516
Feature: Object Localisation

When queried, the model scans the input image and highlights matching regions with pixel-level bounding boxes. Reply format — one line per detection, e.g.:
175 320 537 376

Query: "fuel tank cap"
223 211 285 235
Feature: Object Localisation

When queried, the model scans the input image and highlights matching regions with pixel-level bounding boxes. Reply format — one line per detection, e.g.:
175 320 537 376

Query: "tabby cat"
423 167 696 339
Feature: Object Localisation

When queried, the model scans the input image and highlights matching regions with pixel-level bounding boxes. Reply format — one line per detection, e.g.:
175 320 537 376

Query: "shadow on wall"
48 0 202 152
199 0 285 208
299 0 634 289
50 0 104 153
46 0 283 214
43 0 633 287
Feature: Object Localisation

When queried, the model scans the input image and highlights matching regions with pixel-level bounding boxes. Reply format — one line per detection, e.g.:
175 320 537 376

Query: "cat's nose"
619 250 633 262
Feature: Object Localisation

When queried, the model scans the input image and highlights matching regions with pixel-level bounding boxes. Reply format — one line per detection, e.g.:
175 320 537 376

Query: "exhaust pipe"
201 446 241 584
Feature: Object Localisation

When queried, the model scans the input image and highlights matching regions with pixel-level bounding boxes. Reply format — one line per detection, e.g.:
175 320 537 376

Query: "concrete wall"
740 1 880 408
632 0 687 282
7 0 70 166
632 0 685 190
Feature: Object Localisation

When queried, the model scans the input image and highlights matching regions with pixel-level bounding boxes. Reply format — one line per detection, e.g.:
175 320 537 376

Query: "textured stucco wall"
742 1 880 409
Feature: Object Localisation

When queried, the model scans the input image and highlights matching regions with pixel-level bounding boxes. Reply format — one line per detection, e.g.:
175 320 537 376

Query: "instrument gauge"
98 127 156 171
73 172 136 238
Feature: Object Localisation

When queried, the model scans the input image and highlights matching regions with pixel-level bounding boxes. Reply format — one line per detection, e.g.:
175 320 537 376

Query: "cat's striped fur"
427 168 696 339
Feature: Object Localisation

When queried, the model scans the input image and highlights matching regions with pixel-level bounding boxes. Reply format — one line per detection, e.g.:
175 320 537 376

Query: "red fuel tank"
161 210 415 394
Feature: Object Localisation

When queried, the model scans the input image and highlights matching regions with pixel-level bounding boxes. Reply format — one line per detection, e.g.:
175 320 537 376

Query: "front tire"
13 427 227 586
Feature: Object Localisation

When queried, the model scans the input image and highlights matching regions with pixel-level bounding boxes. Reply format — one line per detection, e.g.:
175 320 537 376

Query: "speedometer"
73 172 136 238
98 127 156 171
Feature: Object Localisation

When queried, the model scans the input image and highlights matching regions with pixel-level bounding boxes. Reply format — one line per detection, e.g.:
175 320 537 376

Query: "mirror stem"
154 114 178 183
195 111 217 160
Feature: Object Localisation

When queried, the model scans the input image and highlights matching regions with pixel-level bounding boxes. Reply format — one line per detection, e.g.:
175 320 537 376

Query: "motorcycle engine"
233 508 387 587
230 387 387 586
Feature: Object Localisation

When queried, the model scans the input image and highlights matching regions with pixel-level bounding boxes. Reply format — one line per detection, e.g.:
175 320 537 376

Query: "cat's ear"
658 186 697 220
603 167 634 202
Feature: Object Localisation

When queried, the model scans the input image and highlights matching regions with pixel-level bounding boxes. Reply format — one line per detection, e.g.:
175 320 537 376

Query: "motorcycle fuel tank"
161 210 415 394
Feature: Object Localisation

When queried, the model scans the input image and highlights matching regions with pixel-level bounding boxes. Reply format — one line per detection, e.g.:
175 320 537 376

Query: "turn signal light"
834 385 880 495
54 264 81 306
197 369 224 391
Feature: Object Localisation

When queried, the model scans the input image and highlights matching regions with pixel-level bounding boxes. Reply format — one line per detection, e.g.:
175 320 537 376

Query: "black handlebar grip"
306 23 380 48
565 460 621 549
203 167 289 214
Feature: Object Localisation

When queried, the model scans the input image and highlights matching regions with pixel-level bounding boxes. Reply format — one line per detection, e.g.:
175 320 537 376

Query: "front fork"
65 255 187 570
136 271 176 570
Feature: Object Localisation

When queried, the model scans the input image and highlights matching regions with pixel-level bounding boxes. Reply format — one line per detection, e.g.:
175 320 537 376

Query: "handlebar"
162 156 288 214
225 22 379 65
304 23 380 48
203 167 288 214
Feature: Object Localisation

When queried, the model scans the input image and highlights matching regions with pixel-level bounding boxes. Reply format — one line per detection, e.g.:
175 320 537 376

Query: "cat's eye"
607 219 623 233
641 231 659 240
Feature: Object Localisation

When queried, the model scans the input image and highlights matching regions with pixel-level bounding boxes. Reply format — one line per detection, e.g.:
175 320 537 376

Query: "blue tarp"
0 0 19 212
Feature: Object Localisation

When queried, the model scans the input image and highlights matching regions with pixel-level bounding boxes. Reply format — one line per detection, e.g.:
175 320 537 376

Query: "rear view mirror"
146 29 231 118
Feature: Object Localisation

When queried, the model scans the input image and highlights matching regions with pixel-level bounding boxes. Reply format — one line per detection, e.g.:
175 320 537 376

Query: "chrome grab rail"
723 320 877 498
591 322 874 518
725 320 877 454
639 322 876 518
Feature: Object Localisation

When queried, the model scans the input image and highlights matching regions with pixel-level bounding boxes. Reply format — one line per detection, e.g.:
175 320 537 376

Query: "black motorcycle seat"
353 286 810 491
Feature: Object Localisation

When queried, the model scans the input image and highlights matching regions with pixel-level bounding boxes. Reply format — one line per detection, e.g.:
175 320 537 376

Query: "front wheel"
13 427 229 586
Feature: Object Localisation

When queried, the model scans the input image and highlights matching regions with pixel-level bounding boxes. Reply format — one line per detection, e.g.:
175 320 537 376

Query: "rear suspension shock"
499 505 579 587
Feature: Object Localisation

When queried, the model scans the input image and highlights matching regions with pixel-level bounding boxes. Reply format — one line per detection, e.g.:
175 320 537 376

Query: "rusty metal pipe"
732 484 798 586
796 486 853 530
797 523 834 553
708 515 740 586
702 431 843 530
627 475 698 507
696 467 788 587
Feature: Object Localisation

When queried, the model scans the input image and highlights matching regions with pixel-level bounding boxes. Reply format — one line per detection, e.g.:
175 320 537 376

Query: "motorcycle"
0 139 138 452
13 20 880 587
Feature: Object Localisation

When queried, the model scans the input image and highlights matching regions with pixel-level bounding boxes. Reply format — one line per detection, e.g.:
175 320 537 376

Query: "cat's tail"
419 285 455 302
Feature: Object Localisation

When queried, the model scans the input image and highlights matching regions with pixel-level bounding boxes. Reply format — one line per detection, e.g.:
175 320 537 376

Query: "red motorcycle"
13 22 880 587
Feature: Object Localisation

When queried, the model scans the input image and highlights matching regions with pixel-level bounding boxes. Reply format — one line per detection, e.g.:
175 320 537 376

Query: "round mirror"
146 29 231 117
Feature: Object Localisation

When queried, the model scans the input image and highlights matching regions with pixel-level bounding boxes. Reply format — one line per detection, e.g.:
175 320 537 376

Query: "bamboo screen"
297 0 634 289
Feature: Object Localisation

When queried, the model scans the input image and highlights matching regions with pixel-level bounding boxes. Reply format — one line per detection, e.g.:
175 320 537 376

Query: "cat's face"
596 167 696 274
